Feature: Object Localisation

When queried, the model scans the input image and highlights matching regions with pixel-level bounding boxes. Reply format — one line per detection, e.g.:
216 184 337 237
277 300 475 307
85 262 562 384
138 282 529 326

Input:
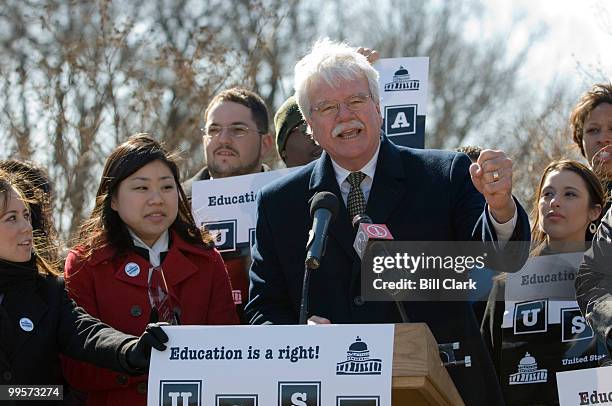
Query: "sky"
483 0 611 87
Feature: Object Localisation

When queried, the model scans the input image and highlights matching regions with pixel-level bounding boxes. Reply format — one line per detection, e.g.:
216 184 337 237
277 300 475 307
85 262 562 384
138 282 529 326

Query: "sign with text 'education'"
557 366 612 406
148 325 393 406
192 168 299 253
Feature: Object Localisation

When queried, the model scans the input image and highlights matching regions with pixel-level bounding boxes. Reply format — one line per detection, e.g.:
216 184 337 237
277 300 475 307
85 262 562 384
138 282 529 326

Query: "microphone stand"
394 299 410 323
299 264 313 324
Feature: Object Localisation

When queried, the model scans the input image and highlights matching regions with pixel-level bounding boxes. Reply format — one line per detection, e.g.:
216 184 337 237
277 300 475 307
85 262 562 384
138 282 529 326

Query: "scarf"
0 257 38 360
0 257 39 295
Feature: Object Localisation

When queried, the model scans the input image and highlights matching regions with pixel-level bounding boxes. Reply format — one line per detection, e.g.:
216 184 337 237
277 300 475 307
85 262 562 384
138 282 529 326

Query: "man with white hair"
245 39 530 405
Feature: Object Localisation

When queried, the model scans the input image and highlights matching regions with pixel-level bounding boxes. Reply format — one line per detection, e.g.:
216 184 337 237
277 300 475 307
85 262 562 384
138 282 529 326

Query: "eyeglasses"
202 124 258 139
310 93 372 116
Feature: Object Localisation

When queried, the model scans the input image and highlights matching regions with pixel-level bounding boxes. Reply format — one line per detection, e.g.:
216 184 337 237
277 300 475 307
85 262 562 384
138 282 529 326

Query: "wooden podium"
392 323 464 406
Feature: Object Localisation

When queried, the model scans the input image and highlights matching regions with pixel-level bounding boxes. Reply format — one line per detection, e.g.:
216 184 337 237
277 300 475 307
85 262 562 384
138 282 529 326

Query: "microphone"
352 214 410 323
300 191 339 324
352 214 394 260
305 192 339 269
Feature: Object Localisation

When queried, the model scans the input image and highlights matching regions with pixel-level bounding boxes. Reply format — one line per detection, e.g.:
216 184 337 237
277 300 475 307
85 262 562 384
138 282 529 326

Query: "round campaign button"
19 317 34 332
124 262 140 277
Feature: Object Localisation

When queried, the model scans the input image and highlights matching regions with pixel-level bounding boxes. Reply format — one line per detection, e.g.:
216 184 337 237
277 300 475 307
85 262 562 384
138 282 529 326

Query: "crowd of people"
0 38 611 405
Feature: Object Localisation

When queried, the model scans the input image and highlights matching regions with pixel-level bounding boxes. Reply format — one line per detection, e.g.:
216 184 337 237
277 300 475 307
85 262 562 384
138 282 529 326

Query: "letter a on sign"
385 105 416 137
391 112 410 129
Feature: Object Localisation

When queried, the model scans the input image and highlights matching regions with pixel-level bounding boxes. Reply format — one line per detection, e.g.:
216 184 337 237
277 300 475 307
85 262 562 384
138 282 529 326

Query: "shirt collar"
128 228 169 267
331 140 381 186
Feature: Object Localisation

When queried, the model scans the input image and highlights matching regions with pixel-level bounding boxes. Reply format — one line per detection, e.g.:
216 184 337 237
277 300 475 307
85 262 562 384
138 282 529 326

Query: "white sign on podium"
148 324 394 406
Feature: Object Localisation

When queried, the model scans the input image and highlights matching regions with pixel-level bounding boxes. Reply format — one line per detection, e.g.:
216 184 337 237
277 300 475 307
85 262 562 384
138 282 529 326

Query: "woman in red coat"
62 134 239 406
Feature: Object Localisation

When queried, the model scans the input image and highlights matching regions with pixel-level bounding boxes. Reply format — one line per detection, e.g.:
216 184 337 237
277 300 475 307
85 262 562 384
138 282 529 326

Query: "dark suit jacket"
245 136 530 405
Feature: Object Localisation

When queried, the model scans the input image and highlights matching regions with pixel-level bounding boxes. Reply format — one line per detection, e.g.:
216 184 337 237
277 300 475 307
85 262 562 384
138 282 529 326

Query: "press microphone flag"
352 214 394 260
352 214 410 323
305 191 339 269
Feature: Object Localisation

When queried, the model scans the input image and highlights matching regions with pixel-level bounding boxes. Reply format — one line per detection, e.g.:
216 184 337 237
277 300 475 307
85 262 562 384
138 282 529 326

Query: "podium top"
392 323 464 406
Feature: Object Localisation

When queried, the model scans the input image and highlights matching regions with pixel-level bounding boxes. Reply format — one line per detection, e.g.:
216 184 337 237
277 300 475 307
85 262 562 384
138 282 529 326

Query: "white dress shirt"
331 142 380 206
129 228 169 268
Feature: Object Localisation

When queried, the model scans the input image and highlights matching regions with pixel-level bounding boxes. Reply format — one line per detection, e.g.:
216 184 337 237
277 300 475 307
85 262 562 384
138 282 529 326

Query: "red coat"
61 231 239 406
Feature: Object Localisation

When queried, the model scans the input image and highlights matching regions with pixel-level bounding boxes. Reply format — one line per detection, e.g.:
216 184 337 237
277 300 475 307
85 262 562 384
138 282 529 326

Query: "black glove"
124 322 169 372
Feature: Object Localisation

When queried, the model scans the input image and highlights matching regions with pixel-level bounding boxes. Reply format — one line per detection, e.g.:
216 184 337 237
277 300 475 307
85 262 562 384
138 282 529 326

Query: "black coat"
0 272 138 406
245 136 531 406
576 206 612 349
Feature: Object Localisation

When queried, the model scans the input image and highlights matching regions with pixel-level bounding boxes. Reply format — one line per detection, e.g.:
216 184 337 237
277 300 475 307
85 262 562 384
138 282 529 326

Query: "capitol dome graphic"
384 66 420 92
336 337 382 375
508 352 548 385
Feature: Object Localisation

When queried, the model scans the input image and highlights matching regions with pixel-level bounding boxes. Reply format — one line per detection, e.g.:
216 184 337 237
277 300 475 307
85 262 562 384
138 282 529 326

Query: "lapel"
112 233 199 304
0 350 7 371
0 306 11 369
11 284 49 359
352 136 409 282
114 254 149 288
366 135 409 225
159 241 199 304
307 136 410 263
309 151 355 260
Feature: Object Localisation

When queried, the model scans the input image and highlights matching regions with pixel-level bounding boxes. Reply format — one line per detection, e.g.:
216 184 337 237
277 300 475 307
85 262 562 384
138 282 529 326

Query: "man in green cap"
274 95 321 168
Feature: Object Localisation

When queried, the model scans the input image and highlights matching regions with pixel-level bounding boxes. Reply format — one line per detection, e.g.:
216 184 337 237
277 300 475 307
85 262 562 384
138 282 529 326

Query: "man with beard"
184 87 273 322
184 87 273 194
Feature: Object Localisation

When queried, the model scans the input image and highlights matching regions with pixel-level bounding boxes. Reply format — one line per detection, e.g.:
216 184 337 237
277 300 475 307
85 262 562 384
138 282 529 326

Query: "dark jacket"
576 206 612 349
245 136 531 406
182 166 212 201
0 271 137 406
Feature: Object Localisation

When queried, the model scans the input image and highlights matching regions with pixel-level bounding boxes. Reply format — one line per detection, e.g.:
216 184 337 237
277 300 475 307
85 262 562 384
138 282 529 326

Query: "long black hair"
76 134 213 258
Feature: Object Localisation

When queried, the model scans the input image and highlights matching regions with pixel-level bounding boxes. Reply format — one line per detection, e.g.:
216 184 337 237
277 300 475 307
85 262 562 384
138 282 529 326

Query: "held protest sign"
557 366 612 406
148 324 394 406
375 57 429 148
191 168 299 253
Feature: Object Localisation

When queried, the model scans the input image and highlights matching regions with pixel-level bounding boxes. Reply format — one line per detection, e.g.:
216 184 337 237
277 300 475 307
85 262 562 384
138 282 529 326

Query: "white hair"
294 38 380 119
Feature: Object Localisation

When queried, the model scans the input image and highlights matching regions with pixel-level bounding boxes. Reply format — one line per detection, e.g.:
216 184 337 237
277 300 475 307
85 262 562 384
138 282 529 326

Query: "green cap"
274 96 305 157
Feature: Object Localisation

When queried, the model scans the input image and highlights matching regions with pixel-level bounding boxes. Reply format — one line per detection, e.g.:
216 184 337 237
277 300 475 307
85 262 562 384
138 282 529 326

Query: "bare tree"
0 0 586 241
483 83 584 214
0 0 235 237
337 0 542 149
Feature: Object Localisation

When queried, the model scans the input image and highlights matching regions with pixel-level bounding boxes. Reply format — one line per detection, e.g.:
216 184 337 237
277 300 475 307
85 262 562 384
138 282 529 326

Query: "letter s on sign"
291 392 307 406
